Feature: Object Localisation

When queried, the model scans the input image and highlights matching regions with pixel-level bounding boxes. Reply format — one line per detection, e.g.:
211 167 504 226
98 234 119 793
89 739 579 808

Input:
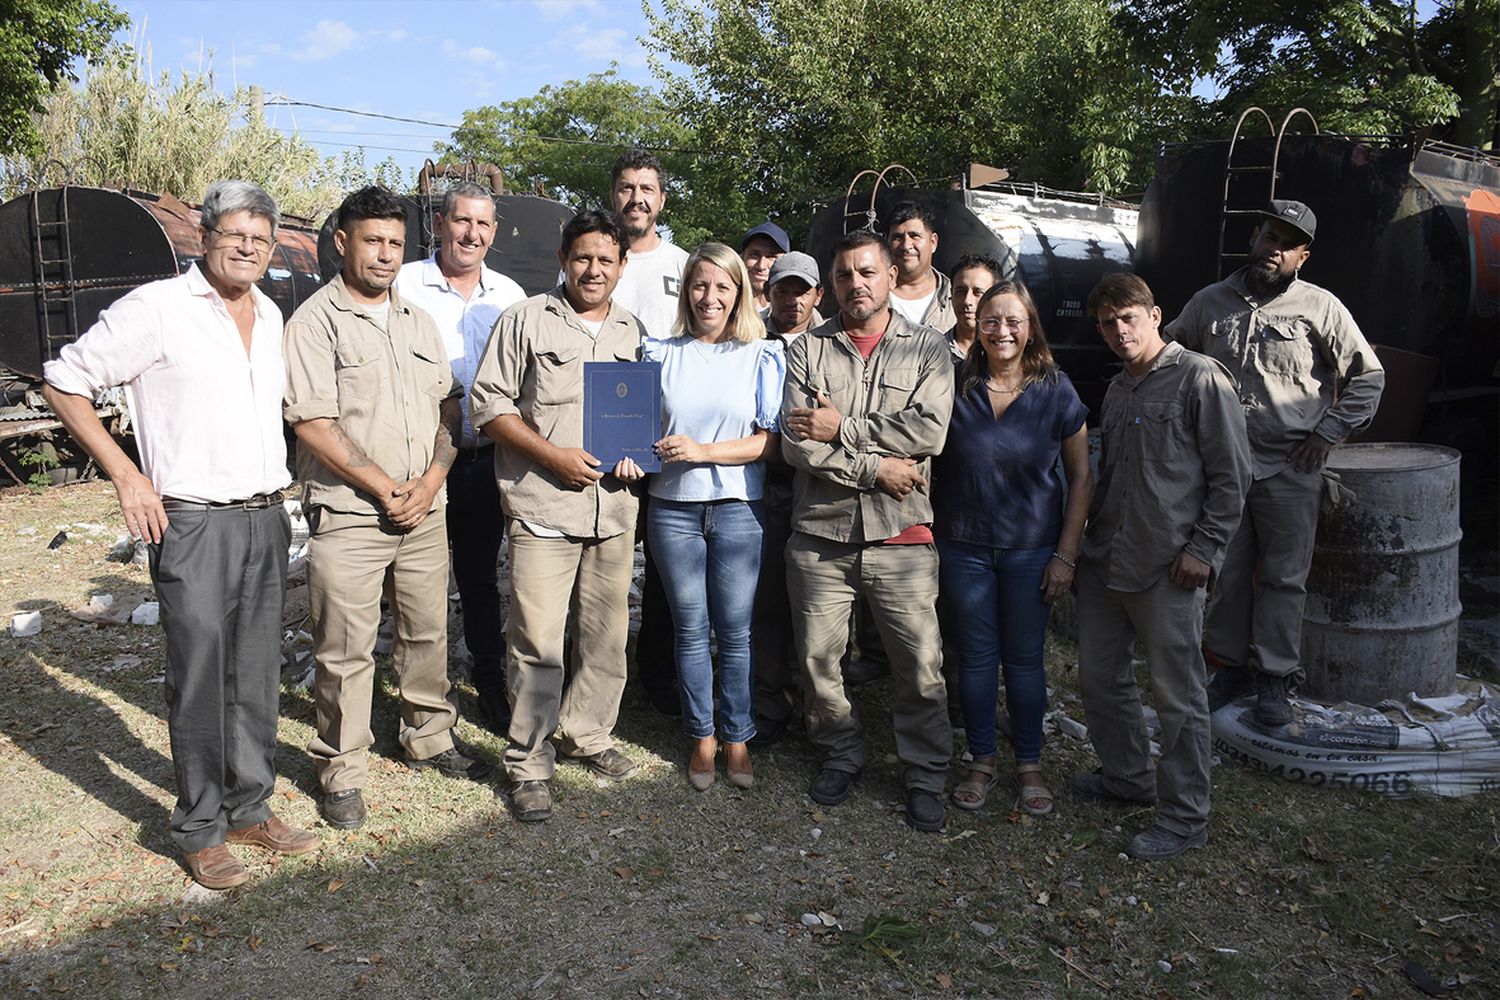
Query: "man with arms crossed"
469 211 647 823
1075 273 1251 861
45 180 317 888
780 230 954 832
395 181 525 734
285 186 489 832
1166 200 1384 725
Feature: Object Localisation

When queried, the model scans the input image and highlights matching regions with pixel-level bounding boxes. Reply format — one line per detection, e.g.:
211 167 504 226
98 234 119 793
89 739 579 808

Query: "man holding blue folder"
469 211 647 823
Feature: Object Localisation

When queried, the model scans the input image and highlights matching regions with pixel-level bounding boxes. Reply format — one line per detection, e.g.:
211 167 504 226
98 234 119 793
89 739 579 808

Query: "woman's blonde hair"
673 242 766 344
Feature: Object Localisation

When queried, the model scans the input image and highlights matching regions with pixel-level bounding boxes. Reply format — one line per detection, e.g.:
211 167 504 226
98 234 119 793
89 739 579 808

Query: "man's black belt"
455 443 495 463
161 490 284 511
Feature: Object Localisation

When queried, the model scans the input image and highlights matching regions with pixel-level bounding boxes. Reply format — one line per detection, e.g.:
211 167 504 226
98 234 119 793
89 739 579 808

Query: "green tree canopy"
0 0 126 158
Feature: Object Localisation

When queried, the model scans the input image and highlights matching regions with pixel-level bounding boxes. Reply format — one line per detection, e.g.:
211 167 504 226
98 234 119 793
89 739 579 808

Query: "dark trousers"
635 493 678 698
751 488 798 723
150 501 290 852
447 448 507 694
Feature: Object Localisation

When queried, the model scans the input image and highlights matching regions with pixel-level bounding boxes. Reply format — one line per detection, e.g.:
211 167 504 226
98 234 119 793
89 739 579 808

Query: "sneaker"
226 814 319 855
1069 771 1156 807
407 741 493 782
809 767 857 806
182 844 249 890
566 747 639 780
509 779 553 822
1126 823 1208 861
1206 666 1252 711
1254 672 1293 726
321 789 366 830
474 688 512 735
905 788 946 833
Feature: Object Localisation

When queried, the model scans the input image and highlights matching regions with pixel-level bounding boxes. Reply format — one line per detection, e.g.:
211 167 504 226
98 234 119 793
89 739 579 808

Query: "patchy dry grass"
1 482 1497 998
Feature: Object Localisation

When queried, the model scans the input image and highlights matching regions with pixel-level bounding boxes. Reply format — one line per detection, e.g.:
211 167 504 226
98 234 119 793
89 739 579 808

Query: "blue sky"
112 0 663 174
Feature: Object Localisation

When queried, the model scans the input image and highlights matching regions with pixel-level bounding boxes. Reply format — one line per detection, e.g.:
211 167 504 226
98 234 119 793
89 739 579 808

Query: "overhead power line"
263 98 742 158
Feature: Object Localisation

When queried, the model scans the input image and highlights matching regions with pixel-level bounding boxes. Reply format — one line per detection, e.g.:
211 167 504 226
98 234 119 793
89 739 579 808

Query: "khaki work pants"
306 508 457 792
1076 561 1210 836
1205 465 1323 682
504 524 635 782
785 532 951 794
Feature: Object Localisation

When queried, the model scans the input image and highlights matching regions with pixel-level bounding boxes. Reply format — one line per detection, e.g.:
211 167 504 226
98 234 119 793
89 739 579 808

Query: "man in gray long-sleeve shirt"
1166 200 1384 725
1074 273 1251 862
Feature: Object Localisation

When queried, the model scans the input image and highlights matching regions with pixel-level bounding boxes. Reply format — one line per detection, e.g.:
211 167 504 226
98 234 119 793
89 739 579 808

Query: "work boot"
1254 672 1293 726
1125 823 1208 861
1206 666 1252 711
407 740 494 782
321 789 367 830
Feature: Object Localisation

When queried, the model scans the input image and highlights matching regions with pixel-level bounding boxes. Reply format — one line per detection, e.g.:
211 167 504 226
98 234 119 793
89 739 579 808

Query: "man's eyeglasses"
210 227 273 253
979 317 1027 334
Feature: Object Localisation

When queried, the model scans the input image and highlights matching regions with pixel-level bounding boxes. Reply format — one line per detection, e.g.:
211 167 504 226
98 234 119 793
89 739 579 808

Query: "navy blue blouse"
932 364 1089 550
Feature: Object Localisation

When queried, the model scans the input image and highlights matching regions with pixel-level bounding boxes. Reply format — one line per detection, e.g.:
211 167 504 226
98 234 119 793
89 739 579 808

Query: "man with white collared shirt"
44 180 318 891
395 182 525 734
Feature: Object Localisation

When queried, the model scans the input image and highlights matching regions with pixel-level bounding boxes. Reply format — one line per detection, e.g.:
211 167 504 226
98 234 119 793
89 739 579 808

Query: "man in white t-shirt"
607 149 688 713
609 149 689 341
886 201 956 331
395 181 525 735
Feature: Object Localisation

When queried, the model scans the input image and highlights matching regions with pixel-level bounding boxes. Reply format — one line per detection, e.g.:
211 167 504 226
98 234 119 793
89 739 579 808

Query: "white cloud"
291 19 359 62
550 25 646 67
440 39 507 70
533 0 600 21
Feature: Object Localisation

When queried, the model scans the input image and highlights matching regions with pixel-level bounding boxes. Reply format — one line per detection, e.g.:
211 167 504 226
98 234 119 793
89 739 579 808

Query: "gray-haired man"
45 180 318 890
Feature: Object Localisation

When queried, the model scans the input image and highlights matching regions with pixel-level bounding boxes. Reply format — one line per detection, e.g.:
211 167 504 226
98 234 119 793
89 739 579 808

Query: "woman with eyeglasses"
931 280 1092 816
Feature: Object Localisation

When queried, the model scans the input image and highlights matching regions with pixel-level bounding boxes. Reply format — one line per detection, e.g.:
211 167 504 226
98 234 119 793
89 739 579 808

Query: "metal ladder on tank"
842 164 919 234
28 187 82 359
1216 107 1319 279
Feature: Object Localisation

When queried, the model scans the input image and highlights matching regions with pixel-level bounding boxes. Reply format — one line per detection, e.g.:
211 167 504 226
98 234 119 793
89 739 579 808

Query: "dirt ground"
0 480 1496 999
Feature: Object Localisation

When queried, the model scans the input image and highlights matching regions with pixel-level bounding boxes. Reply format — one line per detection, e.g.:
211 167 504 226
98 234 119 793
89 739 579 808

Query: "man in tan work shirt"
469 210 646 824
1166 200 1384 726
284 186 490 831
780 229 954 833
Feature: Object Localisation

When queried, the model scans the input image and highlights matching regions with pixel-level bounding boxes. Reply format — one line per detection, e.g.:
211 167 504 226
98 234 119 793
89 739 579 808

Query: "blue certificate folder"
583 361 663 473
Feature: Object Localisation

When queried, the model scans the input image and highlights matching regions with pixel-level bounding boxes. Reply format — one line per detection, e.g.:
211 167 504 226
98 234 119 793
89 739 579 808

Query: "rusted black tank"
805 180 1137 415
1137 134 1500 447
0 186 322 381
316 194 576 295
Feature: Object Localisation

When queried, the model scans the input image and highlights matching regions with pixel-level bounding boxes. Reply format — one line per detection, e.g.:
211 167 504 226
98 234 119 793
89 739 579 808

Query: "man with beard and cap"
740 221 789 315
1166 199 1383 727
887 201 956 332
608 149 689 716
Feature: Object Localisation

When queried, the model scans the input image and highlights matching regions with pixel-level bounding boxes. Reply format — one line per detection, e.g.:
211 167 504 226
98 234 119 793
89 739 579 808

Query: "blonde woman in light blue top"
643 242 785 791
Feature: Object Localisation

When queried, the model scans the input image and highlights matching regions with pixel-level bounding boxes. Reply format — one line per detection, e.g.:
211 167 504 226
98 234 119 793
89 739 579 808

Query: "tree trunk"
1452 0 1499 149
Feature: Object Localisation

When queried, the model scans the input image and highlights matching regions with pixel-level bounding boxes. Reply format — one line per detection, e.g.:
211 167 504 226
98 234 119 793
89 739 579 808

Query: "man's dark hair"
560 210 626 255
336 185 406 234
951 253 1004 283
832 229 893 266
1086 272 1156 318
610 148 665 188
887 200 937 234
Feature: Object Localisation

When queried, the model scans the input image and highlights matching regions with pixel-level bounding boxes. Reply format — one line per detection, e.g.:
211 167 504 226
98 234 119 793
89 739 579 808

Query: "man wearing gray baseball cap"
1165 198 1384 726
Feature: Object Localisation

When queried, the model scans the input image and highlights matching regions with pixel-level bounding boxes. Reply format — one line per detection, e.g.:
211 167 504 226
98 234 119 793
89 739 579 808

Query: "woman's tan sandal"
1016 763 1055 817
951 759 999 811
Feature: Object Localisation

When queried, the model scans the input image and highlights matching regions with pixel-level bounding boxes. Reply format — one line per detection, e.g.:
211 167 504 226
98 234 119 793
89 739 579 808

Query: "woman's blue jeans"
647 498 764 742
937 540 1053 762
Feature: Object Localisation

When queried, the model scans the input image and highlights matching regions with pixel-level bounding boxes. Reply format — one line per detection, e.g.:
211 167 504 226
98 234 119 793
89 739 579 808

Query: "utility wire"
264 98 743 158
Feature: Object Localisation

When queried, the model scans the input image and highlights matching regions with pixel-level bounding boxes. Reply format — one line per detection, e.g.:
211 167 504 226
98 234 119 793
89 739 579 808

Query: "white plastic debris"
130 602 160 626
11 611 42 637
88 593 114 611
